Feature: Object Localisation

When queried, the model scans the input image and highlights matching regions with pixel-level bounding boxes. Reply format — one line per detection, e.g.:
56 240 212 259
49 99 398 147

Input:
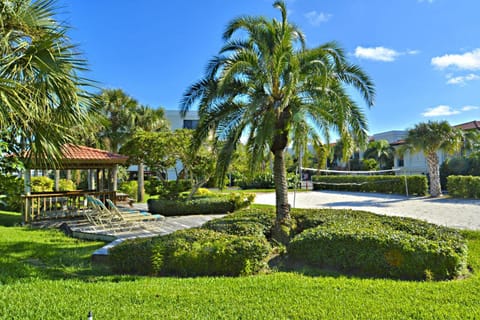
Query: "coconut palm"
402 121 464 197
0 0 93 167
181 0 375 242
364 140 394 169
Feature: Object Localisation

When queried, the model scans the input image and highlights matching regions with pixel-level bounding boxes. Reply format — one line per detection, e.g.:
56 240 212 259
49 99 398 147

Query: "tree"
0 0 93 167
401 121 464 197
94 89 138 153
181 1 375 242
363 140 394 169
132 105 169 202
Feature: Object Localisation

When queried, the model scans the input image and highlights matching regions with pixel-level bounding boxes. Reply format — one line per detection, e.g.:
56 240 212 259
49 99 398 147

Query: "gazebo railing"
21 190 116 223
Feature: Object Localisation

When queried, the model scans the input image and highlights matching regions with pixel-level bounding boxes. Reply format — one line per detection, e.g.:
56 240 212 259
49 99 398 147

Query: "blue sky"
60 0 480 134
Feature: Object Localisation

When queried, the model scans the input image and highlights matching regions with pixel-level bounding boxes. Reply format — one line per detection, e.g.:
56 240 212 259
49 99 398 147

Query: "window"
397 156 404 167
183 119 199 129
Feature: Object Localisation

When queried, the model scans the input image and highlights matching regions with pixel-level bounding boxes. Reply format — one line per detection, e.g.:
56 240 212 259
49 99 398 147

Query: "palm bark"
426 152 442 197
137 162 145 202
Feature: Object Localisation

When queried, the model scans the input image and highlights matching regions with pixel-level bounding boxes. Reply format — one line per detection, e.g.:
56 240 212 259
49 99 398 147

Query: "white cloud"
446 73 480 85
422 105 460 117
461 105 480 111
354 46 399 62
431 49 480 70
354 46 418 62
304 11 332 26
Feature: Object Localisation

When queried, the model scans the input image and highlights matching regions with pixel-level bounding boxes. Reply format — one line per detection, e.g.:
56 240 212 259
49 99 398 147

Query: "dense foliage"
440 152 480 188
288 209 468 280
447 175 480 199
109 228 271 276
311 175 428 196
147 193 255 216
237 173 299 190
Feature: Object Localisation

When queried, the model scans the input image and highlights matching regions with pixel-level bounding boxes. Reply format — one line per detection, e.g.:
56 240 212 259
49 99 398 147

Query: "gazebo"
22 144 128 223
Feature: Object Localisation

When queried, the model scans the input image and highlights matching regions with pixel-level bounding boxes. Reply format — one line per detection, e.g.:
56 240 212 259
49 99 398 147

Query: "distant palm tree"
132 105 169 202
364 140 394 169
94 89 138 153
402 121 464 197
181 0 375 242
0 0 93 167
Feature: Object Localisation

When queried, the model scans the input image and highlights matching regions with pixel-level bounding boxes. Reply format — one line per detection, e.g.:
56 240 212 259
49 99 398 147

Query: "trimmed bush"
311 175 427 196
288 209 468 280
447 175 480 199
238 173 299 189
58 179 76 191
119 180 138 201
31 176 54 192
146 179 193 199
203 207 275 238
147 193 255 216
0 174 23 211
109 228 271 277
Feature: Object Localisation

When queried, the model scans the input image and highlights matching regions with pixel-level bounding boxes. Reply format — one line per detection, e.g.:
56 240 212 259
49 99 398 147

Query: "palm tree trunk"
426 152 442 197
272 148 293 244
137 162 145 202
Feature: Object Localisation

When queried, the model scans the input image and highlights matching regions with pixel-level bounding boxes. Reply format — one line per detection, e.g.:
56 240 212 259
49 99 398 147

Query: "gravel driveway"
254 191 480 230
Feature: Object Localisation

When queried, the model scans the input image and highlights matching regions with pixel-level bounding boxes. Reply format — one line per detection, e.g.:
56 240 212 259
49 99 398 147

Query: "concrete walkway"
254 191 480 230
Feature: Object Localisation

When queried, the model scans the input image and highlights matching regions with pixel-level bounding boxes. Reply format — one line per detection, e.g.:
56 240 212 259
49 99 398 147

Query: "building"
164 109 199 130
370 120 480 175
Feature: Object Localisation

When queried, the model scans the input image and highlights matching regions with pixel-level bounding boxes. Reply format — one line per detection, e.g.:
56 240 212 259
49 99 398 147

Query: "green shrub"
311 175 427 196
0 174 24 211
447 175 480 199
288 209 468 280
109 228 271 276
146 179 193 199
203 207 275 238
58 179 76 191
147 193 255 216
31 176 54 192
238 173 299 189
119 180 138 201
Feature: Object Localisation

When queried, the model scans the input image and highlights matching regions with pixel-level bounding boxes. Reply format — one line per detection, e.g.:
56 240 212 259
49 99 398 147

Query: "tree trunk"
137 162 145 202
426 152 442 197
271 148 293 244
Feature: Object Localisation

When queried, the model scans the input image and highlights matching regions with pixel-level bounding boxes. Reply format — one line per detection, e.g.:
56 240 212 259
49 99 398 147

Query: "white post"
54 170 60 191
24 169 31 195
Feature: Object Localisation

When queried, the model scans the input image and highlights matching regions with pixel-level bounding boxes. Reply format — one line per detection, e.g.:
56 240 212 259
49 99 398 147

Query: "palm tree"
364 140 394 169
401 121 464 197
0 0 93 168
94 89 138 153
181 1 375 242
132 105 169 202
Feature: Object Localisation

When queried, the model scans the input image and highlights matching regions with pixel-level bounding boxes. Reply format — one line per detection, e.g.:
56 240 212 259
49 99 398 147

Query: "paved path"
254 191 480 230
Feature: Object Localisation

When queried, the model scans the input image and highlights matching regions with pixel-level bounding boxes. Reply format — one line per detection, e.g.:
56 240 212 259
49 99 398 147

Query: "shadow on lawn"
0 237 112 284
0 211 22 227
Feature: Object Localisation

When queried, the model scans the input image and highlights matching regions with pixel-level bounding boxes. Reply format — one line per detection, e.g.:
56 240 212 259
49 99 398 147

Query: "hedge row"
311 175 428 196
203 207 275 238
147 193 255 216
288 209 467 280
109 228 271 276
447 175 480 199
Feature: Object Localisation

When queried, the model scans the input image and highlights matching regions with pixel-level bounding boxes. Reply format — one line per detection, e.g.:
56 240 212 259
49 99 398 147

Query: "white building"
165 109 199 130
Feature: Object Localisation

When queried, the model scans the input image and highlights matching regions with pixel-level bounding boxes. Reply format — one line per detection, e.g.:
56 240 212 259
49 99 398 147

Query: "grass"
0 210 480 319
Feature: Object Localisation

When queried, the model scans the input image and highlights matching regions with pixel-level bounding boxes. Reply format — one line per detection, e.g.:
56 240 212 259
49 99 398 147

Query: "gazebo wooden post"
54 170 60 191
112 165 118 191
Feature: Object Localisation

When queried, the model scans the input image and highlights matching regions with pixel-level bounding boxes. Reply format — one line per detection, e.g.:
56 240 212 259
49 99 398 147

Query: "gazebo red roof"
25 144 128 169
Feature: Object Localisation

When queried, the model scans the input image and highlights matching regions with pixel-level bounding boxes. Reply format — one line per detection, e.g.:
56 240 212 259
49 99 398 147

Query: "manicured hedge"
311 175 428 196
288 209 468 280
109 228 271 276
147 193 255 216
447 175 480 199
203 207 276 238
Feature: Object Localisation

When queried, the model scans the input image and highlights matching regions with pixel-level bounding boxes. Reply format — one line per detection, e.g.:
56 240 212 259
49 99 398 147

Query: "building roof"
453 120 480 131
26 144 128 169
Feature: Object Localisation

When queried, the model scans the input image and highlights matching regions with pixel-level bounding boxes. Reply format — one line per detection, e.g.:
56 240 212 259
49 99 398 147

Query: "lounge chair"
105 199 164 222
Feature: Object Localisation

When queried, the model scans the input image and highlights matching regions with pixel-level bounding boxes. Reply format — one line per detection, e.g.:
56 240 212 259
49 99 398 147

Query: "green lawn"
0 210 479 319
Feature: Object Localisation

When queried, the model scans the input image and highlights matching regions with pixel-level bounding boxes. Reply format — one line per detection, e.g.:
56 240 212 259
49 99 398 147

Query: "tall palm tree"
402 121 464 197
94 89 138 153
181 0 375 242
0 0 93 168
364 140 394 169
132 105 169 202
